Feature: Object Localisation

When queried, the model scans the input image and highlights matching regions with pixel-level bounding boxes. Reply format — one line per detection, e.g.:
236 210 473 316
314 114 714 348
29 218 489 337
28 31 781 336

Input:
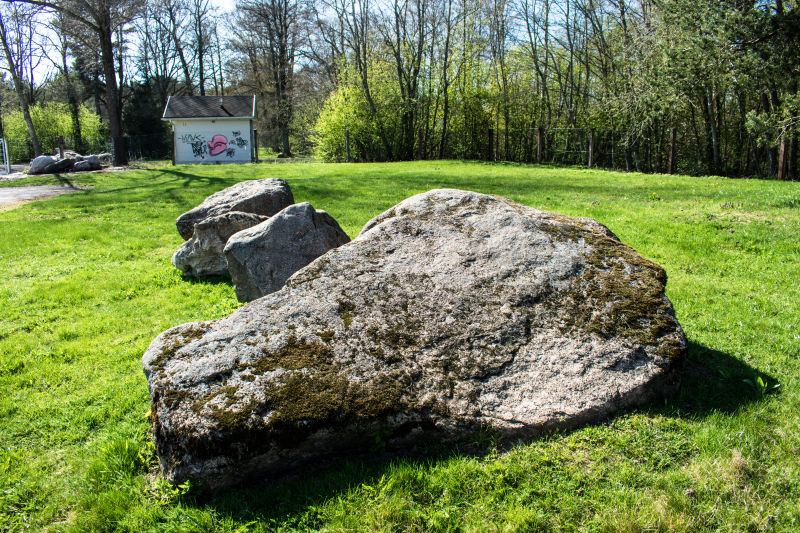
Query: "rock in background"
172 212 268 278
28 153 106 174
176 178 294 240
143 189 686 490
73 155 101 172
29 155 57 175
224 202 351 302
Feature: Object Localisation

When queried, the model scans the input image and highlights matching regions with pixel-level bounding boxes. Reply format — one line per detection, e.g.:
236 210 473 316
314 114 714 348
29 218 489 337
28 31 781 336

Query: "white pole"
1 139 8 175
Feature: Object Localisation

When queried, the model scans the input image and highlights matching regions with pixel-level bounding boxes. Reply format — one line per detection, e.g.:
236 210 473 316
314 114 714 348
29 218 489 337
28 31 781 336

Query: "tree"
4 0 144 165
45 10 84 153
236 0 308 156
0 3 44 156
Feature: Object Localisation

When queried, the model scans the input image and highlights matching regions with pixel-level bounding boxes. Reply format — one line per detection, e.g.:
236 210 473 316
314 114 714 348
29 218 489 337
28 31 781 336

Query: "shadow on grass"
90 168 229 197
666 340 779 418
180 340 775 526
187 442 461 527
51 173 79 188
181 273 233 287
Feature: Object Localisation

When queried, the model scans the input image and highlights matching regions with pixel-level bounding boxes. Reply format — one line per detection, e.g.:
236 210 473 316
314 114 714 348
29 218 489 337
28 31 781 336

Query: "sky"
212 0 237 13
19 0 238 84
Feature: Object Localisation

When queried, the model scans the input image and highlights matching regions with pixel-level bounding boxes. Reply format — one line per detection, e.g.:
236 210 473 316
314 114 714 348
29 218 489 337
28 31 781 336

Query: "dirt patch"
0 185 86 210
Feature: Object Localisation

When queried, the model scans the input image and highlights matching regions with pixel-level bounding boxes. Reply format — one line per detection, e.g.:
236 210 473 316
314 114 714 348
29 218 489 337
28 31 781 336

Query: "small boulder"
29 155 56 174
176 178 294 240
43 158 75 174
224 202 351 302
143 189 686 490
172 211 268 278
95 153 112 166
73 156 101 172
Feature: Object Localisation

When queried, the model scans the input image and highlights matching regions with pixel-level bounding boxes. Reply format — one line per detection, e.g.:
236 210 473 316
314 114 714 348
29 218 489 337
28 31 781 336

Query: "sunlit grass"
1 161 799 531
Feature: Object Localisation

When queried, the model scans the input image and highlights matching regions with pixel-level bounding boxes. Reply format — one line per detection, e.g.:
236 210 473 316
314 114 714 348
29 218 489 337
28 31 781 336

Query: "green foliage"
314 85 379 162
4 103 104 160
1 161 800 530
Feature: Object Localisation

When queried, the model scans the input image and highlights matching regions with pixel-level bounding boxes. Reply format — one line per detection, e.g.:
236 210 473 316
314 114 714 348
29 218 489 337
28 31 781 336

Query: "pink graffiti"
207 135 228 156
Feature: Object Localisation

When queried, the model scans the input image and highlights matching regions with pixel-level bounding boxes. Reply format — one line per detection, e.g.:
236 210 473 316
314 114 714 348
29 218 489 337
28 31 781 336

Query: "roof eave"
162 116 255 121
162 95 172 120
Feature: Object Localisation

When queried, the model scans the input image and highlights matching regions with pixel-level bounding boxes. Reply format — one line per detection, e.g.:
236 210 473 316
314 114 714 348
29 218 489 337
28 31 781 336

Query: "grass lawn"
1 160 799 531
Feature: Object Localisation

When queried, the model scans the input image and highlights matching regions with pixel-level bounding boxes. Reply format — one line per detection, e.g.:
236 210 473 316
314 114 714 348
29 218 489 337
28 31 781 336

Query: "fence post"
488 128 494 162
58 136 65 158
1 139 8 175
588 128 595 169
668 127 676 174
345 129 351 162
778 136 787 181
253 129 259 163
536 127 543 163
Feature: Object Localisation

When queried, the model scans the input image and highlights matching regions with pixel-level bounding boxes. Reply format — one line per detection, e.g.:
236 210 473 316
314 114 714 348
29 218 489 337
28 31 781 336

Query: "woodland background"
0 0 798 177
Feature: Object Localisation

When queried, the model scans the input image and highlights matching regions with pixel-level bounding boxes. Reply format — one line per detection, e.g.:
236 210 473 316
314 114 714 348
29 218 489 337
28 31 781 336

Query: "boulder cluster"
29 151 111 175
172 178 350 302
145 186 687 491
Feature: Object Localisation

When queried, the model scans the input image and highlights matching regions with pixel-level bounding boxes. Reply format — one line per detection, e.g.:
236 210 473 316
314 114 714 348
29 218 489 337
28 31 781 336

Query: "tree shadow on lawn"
182 340 774 525
88 168 229 198
50 173 81 189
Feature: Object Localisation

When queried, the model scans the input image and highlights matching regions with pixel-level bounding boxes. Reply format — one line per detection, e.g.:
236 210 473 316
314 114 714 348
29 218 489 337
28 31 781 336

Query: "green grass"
1 160 799 531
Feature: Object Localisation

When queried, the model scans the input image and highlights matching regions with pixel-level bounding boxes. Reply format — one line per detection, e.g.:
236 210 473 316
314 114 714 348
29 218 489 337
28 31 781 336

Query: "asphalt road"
0 185 82 208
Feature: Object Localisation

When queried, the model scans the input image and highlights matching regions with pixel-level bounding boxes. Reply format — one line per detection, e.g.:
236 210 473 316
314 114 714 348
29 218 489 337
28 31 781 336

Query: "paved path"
0 185 83 208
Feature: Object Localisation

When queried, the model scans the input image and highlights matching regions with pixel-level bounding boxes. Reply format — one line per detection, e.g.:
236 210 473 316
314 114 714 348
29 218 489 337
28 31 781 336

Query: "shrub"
4 103 105 161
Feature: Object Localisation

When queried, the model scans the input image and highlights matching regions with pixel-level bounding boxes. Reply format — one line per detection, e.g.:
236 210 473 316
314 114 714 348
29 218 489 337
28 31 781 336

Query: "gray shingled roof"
162 95 255 119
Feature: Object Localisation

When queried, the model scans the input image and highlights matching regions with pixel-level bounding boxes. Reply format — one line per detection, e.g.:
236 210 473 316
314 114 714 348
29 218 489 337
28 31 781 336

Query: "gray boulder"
143 189 685 490
176 179 294 240
73 156 101 172
224 202 351 302
173 211 268 278
43 158 75 174
29 155 56 174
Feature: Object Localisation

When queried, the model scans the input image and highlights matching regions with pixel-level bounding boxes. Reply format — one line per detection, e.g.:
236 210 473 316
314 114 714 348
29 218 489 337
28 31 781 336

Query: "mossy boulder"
175 178 294 240
224 202 351 302
143 189 685 490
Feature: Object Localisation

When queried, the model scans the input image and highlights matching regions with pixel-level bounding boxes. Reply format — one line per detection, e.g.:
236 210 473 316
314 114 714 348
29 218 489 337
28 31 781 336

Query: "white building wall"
172 119 252 164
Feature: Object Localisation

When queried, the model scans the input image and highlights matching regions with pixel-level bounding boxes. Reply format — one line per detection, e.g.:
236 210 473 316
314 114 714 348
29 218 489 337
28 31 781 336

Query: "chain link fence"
3 134 172 166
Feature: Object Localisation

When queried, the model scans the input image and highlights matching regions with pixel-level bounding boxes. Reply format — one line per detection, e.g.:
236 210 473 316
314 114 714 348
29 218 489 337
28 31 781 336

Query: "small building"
162 95 256 164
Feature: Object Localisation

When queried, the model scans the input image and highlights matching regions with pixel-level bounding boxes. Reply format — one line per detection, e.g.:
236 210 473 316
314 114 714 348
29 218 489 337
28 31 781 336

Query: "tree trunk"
761 93 777 175
98 11 126 165
706 87 720 174
777 137 787 180
668 127 676 174
0 13 41 156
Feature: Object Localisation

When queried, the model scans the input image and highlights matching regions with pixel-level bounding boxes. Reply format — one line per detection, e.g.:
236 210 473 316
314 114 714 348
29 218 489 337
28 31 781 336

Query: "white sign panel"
173 119 252 164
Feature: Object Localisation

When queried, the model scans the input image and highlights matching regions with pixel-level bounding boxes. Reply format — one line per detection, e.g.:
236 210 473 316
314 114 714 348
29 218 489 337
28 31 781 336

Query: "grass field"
1 160 799 531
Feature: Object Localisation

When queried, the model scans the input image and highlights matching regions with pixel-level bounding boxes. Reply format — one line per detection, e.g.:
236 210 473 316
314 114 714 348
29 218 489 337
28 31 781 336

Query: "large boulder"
143 189 685 490
176 179 294 240
29 155 56 174
224 202 351 302
172 211 268 278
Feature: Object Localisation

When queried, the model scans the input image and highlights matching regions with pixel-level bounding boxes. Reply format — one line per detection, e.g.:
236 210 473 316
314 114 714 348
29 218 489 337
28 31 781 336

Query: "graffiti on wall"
179 131 249 160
